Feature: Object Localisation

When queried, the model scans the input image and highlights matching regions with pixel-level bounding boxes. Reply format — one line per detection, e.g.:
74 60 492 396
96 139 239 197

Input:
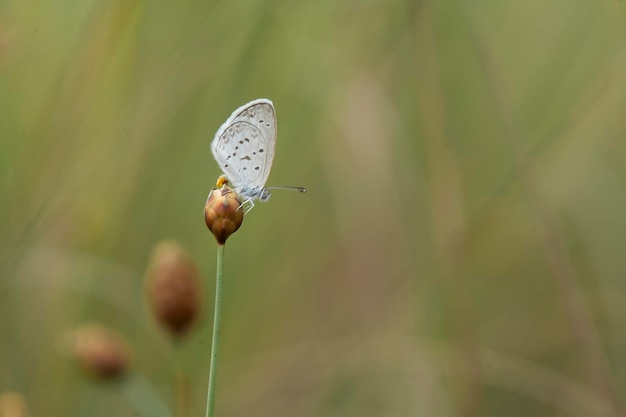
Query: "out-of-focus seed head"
204 175 244 245
62 324 132 381
0 392 31 417
145 241 202 338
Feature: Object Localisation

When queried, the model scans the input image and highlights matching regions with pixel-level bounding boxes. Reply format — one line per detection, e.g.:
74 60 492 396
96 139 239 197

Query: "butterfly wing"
211 99 277 190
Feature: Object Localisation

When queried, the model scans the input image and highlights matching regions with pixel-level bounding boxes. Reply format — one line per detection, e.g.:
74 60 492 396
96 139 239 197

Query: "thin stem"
175 354 188 417
205 244 225 417
120 373 173 417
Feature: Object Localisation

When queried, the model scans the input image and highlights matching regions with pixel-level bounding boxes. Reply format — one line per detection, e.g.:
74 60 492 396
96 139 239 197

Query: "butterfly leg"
227 186 256 214
233 196 254 214
242 198 255 214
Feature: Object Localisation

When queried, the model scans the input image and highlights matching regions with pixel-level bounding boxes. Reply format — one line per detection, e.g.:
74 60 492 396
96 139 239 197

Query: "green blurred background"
2 0 626 416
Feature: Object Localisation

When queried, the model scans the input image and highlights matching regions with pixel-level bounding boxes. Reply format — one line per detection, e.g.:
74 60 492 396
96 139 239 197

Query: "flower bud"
63 324 131 381
145 241 202 338
204 176 244 245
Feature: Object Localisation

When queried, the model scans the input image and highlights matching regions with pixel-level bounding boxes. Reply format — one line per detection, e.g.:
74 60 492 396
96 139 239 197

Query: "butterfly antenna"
267 185 307 193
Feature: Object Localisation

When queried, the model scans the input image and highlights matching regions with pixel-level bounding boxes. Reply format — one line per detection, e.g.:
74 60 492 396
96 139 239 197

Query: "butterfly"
211 98 306 212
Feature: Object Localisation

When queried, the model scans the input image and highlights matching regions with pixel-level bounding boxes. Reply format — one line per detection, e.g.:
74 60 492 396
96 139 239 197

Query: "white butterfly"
211 98 305 212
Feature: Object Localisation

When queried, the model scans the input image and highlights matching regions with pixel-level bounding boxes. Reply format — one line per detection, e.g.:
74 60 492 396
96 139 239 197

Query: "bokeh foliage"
1 0 626 416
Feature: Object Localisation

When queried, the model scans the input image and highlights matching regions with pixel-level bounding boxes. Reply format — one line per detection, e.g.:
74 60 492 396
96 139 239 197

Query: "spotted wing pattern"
211 99 277 191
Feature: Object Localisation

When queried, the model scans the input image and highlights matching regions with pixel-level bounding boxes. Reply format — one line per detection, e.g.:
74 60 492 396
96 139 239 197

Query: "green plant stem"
175 354 188 417
205 244 225 417
120 373 173 417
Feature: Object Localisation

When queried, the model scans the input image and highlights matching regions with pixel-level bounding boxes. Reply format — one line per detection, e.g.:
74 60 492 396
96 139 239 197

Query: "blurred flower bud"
145 241 202 338
63 324 132 381
0 392 31 417
204 176 244 245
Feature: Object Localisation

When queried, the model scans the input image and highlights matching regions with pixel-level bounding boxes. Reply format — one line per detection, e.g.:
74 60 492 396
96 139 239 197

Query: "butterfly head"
259 189 272 202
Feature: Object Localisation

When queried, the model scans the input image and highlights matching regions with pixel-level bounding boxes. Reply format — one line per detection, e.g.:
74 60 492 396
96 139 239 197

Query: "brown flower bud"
0 392 31 417
204 176 244 245
63 324 132 381
145 241 202 338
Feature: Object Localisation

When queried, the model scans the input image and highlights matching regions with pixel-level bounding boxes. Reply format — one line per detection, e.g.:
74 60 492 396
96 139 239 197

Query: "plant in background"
145 241 202 339
145 241 203 417
63 323 132 381
60 323 172 417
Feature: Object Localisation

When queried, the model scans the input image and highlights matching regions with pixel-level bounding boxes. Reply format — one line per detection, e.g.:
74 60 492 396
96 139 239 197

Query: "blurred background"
1 0 626 416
